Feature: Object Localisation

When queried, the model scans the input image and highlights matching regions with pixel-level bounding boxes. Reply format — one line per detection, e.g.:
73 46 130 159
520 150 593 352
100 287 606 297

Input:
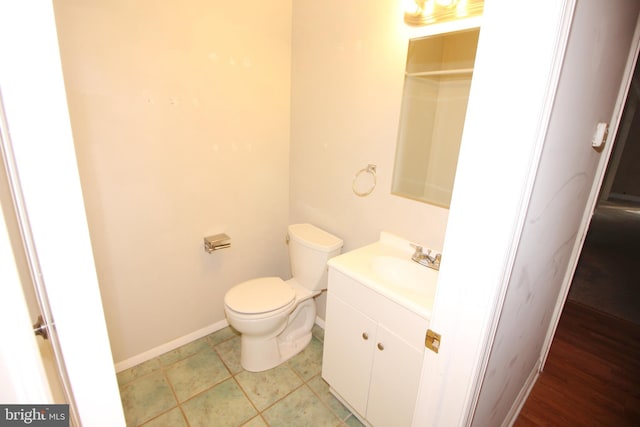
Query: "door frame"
0 194 52 403
1 78 85 420
0 2 126 426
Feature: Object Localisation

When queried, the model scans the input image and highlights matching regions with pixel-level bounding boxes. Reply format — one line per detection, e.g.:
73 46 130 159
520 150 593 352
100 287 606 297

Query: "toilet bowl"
224 224 343 372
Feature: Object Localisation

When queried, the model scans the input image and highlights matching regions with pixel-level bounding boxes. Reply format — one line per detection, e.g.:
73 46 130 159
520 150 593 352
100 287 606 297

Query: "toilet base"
278 331 312 364
239 298 317 372
240 330 312 372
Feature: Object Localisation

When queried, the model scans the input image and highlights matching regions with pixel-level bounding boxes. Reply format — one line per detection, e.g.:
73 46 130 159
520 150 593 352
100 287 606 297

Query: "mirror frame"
391 18 483 208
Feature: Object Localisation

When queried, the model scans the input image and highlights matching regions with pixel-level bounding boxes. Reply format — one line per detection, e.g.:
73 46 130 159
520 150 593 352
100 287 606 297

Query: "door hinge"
425 329 441 353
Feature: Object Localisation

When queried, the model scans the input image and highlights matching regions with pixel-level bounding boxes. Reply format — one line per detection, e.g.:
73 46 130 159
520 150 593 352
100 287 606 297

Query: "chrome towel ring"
352 164 377 197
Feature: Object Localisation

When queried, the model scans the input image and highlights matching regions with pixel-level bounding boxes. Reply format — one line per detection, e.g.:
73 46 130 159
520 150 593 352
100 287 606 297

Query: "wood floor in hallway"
515 301 640 426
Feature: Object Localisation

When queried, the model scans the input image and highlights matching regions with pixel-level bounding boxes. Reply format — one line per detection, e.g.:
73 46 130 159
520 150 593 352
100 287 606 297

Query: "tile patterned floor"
117 325 365 427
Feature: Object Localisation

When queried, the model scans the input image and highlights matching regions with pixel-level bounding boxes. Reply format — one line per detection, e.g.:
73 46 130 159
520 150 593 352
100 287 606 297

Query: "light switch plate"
592 122 609 149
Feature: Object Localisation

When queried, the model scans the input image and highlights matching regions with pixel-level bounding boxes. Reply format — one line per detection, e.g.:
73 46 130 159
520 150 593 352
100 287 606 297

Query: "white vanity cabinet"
322 268 429 427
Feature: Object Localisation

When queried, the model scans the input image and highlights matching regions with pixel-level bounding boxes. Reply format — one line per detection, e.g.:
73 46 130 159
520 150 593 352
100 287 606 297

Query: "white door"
0 106 75 418
0 165 59 405
0 2 126 426
412 0 640 426
470 0 640 425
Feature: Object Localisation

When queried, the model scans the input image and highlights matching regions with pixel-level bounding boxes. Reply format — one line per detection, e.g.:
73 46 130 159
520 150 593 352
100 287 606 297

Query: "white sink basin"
370 255 437 294
327 232 440 319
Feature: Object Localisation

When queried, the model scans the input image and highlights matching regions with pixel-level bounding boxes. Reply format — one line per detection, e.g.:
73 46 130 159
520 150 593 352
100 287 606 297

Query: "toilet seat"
224 277 296 316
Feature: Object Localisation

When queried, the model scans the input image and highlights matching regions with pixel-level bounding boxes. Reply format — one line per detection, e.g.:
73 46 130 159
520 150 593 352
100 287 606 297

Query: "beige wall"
290 1 450 316
53 0 451 363
53 0 292 363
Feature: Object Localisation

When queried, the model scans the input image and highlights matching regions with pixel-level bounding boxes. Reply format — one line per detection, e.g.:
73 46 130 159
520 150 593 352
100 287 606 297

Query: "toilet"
224 223 343 372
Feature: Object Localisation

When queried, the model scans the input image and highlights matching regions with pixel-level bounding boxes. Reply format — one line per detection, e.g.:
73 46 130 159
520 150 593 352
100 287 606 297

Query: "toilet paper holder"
204 233 231 253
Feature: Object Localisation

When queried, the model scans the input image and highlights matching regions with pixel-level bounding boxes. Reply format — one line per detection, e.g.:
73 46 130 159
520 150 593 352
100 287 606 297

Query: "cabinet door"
367 325 423 427
322 293 376 417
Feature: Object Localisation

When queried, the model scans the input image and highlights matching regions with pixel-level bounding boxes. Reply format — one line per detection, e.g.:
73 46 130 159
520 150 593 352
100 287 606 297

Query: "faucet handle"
410 243 423 255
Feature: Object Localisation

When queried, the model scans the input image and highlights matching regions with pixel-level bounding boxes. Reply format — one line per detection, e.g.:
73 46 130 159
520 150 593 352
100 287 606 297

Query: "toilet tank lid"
288 224 343 252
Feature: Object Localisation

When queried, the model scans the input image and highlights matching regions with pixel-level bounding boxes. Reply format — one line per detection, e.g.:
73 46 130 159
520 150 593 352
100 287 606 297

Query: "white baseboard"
502 360 541 427
114 319 229 372
115 316 326 373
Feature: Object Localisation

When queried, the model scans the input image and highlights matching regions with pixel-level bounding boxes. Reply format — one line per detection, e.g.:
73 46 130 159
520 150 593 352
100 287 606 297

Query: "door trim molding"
464 0 577 423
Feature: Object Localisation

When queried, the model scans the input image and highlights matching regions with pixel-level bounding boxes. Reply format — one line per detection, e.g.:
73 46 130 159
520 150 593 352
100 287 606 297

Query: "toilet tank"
287 224 343 292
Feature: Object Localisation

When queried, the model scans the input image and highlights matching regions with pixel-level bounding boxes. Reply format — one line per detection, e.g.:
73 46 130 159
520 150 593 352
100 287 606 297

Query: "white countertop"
327 232 439 319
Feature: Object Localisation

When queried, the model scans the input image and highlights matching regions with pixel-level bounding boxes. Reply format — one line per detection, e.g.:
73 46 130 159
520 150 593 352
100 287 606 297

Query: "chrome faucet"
410 244 441 271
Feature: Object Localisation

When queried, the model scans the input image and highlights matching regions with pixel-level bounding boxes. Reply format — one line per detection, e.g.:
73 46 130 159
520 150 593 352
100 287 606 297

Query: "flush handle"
33 315 49 340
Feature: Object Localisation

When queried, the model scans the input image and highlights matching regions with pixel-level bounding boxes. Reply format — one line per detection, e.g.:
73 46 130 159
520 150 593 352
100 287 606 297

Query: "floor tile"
206 326 240 346
182 378 257 427
312 324 325 342
345 414 366 426
215 335 243 374
117 358 161 387
165 346 230 402
307 375 351 421
140 407 188 427
235 364 303 411
118 325 361 427
287 337 323 381
119 370 177 427
158 336 210 366
241 415 268 427
262 384 341 427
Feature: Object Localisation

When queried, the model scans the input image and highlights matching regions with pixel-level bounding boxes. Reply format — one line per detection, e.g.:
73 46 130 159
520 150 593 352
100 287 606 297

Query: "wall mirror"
392 28 480 208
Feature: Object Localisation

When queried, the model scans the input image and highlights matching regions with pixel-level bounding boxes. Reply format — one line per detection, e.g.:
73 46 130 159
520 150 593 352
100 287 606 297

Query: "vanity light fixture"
403 0 484 26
